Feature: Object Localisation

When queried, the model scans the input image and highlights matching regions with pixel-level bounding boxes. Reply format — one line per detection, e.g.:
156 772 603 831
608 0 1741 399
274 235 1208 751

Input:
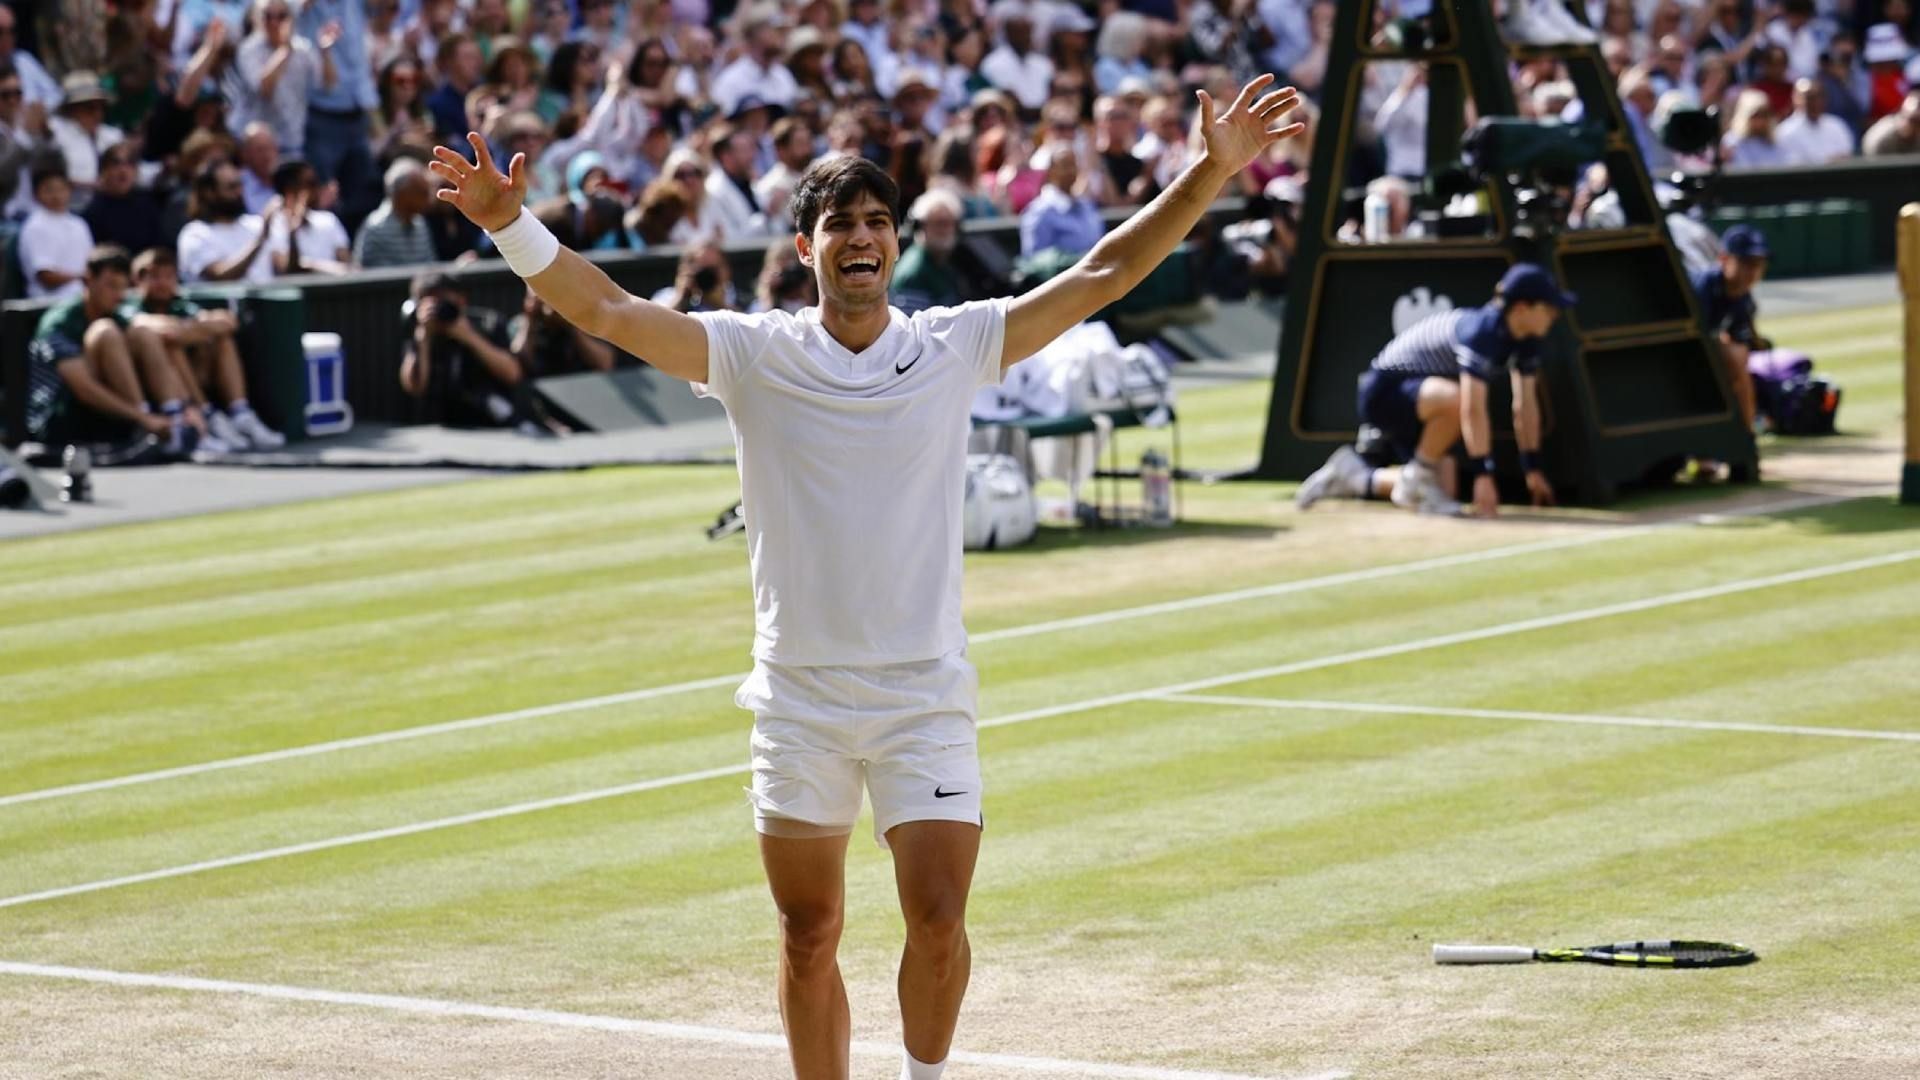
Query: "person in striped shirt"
1296 263 1572 517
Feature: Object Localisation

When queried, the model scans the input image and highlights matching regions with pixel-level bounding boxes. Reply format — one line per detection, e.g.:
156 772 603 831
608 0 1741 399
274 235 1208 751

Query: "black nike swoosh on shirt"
933 786 968 798
895 351 921 376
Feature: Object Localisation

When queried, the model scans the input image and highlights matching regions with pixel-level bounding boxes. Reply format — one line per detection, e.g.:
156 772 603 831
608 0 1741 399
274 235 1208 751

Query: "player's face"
1721 254 1766 296
87 269 130 312
1510 301 1559 339
802 191 899 311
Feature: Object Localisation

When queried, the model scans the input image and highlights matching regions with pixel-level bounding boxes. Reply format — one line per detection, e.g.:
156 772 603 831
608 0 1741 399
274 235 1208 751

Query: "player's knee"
778 905 843 975
125 323 164 351
903 900 967 974
82 318 125 348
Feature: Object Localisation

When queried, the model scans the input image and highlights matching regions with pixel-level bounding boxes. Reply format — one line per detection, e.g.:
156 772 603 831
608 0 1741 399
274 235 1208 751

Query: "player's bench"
972 404 1182 526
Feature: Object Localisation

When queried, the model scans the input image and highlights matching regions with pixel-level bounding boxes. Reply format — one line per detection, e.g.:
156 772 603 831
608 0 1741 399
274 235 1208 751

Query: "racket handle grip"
1433 944 1535 964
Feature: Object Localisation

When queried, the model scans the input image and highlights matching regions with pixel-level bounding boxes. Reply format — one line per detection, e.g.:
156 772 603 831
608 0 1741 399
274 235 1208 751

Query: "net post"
1902 203 1920 505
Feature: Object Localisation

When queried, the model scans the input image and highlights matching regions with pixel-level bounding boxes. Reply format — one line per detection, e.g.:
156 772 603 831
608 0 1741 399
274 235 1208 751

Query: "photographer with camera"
653 242 737 314
510 281 615 380
399 270 547 433
1221 175 1301 297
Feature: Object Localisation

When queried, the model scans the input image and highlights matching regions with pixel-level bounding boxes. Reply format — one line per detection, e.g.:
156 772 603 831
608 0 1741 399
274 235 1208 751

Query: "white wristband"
488 207 560 278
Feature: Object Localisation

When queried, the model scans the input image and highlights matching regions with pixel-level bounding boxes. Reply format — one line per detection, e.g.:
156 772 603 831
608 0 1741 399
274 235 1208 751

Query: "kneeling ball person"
1297 263 1573 518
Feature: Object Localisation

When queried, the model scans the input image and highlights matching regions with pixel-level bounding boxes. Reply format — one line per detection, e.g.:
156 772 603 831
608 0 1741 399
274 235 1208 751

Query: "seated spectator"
651 241 737 313
0 63 41 215
19 159 94 299
231 0 337 158
623 178 686 249
238 122 281 214
0 6 58 109
47 72 123 200
1862 25 1911 122
81 142 162 255
1817 34 1869 134
1094 13 1153 96
753 237 818 313
1774 78 1855 163
1722 89 1790 168
1748 45 1796 117
509 283 614 383
1018 144 1103 258
705 122 771 239
981 3 1053 112
176 159 278 283
1692 225 1769 433
399 270 545 431
426 33 485 139
266 159 351 274
926 125 1001 218
755 118 817 227
538 41 603 125
1765 0 1823 82
1092 95 1149 206
422 164 484 260
529 191 629 251
892 188 999 310
121 246 287 450
465 35 541 135
1296 263 1572 518
1863 88 1920 155
662 148 722 245
25 245 201 454
352 157 436 268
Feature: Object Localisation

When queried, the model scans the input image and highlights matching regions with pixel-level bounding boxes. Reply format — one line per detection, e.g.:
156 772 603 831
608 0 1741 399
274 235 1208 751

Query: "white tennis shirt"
694 299 1008 666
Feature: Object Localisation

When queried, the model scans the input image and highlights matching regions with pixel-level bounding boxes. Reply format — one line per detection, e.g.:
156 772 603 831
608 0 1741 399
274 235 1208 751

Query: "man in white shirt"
754 117 817 226
47 72 126 197
428 72 1304 1080
981 2 1054 112
1773 77 1855 163
0 6 60 108
18 162 95 300
265 160 353 274
176 160 279 284
704 123 772 239
709 15 799 117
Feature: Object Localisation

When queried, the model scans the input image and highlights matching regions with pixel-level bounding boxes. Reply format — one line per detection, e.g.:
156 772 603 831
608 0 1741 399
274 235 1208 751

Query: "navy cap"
1721 224 1771 259
1497 262 1579 308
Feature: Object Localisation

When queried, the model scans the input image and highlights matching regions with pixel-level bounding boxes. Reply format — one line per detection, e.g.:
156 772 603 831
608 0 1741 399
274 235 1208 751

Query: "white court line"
0 961 1349 1080
1155 694 1920 744
0 489 1864 812
2 544 1909 912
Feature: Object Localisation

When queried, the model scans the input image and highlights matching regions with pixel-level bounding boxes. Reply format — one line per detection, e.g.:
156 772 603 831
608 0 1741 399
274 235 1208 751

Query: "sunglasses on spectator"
264 9 291 20
675 168 704 180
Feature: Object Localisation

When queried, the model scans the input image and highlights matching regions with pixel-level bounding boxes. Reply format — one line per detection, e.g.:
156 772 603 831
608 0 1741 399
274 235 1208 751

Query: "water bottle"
1363 190 1392 243
61 445 92 504
1140 448 1172 527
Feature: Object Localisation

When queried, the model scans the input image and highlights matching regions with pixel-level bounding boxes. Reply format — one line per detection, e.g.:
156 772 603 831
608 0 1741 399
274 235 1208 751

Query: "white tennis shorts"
738 649 984 846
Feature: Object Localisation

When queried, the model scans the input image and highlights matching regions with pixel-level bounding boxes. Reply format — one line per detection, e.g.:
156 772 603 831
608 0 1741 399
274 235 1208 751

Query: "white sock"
901 1049 946 1080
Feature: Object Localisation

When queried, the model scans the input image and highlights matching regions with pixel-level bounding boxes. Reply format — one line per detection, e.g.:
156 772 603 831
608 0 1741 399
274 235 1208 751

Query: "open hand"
1471 474 1500 518
318 20 343 50
429 132 528 232
1195 74 1305 175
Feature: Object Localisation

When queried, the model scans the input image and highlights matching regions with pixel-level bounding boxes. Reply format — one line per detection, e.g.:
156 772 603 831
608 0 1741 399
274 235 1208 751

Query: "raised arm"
429 133 708 383
1000 74 1303 371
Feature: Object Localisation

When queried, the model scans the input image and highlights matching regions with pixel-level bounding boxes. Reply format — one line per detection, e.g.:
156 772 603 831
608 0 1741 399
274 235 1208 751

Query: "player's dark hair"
789 155 899 236
131 247 177 275
86 245 132 278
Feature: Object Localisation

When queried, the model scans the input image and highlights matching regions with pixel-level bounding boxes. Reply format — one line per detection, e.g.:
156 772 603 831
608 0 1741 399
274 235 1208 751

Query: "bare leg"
1413 377 1463 468
126 326 201 429
171 343 210 409
81 321 148 407
1720 337 1755 431
760 831 852 1080
888 820 981 1067
211 333 249 406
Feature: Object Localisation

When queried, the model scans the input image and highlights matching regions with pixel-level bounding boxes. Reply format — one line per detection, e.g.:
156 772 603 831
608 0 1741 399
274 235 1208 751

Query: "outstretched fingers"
1253 86 1298 117
1229 73 1276 116
466 131 500 178
1265 121 1308 142
1196 88 1215 129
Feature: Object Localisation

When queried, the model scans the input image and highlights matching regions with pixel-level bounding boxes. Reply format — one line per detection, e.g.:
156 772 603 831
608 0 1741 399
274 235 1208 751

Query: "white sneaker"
1390 460 1464 516
207 408 251 451
230 409 286 449
1296 445 1372 509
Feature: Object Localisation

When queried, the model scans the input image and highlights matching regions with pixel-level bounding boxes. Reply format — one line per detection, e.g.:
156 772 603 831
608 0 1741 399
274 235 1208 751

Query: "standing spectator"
1766 0 1826 82
527 0 572 65
842 0 902 95
145 22 235 165
1374 63 1428 180
238 122 281 214
266 159 351 274
122 247 287 450
177 160 280 283
711 14 800 116
0 5 60 109
1723 87 1791 166
982 3 1053 112
1863 87 1920 153
1817 34 1869 134
230 0 338 159
1775 78 1855 162
372 57 435 161
1019 143 1103 257
539 42 603 124
427 33 486 140
754 117 816 226
19 160 95 300
81 144 162 255
574 55 652 185
352 157 436 267
364 0 407 75
1862 24 1912 122
0 64 43 214
48 72 124 199
1093 13 1152 96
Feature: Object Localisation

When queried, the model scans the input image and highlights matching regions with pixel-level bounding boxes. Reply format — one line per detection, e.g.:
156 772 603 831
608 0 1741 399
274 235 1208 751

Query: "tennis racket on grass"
1434 940 1756 968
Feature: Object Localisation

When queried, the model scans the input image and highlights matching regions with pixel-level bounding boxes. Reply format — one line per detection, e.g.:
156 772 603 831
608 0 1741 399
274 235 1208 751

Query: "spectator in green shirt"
25 244 203 454
890 189 999 312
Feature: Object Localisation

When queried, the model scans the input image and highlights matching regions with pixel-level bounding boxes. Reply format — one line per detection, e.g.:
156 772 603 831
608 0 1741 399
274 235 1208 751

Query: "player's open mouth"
838 256 881 282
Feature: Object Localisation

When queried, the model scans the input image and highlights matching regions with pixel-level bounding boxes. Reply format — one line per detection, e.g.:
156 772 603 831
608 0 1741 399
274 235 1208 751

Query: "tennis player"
1294 263 1573 518
429 74 1302 1080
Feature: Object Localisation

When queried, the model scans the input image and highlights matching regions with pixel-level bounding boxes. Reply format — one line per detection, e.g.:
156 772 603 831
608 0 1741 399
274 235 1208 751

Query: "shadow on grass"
984 517 1285 555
